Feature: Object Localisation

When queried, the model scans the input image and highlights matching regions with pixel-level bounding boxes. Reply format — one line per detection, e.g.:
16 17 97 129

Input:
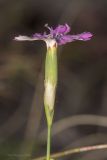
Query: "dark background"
0 0 107 159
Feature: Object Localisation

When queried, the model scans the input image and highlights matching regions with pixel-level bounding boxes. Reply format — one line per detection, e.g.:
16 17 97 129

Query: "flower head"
15 24 93 47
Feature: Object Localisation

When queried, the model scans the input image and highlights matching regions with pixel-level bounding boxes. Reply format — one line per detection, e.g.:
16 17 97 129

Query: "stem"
47 125 51 160
33 144 107 160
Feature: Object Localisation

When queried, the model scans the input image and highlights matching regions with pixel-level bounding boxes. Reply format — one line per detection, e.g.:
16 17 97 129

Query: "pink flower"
15 24 93 45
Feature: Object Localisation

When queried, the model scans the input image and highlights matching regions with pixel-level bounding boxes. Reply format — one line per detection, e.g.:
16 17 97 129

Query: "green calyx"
45 46 57 85
44 46 57 126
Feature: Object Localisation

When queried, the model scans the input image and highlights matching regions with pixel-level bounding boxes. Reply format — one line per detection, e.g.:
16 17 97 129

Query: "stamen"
45 24 52 31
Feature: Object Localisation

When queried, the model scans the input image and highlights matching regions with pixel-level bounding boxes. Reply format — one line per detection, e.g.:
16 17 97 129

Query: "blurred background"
0 0 107 159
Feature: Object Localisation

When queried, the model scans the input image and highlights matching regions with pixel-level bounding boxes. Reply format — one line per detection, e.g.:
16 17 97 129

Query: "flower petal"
53 24 71 34
58 35 74 45
79 32 93 40
33 33 48 39
14 35 39 41
70 32 93 41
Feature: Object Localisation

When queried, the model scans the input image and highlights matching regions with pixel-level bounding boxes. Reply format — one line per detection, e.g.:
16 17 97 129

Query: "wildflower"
15 23 92 47
15 24 93 122
15 23 93 123
15 24 92 160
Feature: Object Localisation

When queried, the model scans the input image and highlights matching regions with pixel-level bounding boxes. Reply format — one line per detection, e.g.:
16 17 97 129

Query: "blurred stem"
33 144 107 160
47 125 51 160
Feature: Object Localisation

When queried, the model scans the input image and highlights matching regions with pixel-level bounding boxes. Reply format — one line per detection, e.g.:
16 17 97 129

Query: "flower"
15 24 93 47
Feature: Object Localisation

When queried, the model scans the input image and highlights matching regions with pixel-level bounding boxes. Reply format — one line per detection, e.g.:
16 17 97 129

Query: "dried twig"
33 144 107 160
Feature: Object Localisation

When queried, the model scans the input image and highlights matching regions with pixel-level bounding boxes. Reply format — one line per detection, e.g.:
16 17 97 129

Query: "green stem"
47 125 51 160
